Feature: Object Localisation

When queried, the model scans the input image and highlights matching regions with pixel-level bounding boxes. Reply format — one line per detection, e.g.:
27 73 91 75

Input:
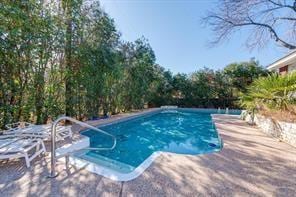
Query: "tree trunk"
65 6 74 117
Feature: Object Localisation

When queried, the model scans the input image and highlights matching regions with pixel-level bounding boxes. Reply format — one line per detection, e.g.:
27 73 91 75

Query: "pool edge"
61 109 240 181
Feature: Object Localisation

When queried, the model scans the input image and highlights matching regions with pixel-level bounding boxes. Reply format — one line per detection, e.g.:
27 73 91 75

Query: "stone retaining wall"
243 111 296 147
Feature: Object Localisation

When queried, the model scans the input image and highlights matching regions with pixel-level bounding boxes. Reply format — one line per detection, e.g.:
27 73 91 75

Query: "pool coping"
57 108 240 181
67 151 162 181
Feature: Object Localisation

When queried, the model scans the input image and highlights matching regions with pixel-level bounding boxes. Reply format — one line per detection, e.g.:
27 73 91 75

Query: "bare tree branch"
267 0 296 12
204 0 296 50
274 16 296 21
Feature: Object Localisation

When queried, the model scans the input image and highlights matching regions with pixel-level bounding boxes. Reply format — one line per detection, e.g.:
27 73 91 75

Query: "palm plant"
240 72 296 114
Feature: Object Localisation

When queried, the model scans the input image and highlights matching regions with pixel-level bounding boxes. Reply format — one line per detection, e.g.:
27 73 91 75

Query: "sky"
100 0 290 74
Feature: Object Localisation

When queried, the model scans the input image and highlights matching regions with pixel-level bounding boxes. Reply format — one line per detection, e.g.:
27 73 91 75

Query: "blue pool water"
80 109 239 173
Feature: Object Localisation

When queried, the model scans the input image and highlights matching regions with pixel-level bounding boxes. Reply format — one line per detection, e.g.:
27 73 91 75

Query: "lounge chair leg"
24 154 30 168
40 140 46 153
69 128 73 138
65 155 70 169
36 144 40 156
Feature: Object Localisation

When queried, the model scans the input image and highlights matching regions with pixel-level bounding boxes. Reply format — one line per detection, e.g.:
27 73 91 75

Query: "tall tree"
121 38 156 110
223 59 269 94
61 0 82 117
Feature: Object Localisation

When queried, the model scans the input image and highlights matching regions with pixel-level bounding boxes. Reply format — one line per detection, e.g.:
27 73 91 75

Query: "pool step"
72 150 135 174
56 137 90 158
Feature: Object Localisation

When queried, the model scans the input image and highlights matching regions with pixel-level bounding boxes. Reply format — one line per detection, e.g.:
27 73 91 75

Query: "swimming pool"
71 108 240 181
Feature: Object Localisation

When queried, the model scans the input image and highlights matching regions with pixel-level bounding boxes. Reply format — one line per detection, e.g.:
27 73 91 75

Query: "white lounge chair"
0 135 46 167
33 125 73 141
4 123 72 142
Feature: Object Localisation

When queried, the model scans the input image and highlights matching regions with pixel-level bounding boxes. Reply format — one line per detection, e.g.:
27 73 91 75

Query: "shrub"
240 72 296 115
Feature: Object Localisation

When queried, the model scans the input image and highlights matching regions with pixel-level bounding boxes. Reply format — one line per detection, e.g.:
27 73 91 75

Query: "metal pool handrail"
48 116 117 178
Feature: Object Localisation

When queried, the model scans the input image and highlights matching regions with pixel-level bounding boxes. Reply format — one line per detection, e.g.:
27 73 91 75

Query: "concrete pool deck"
1 114 296 196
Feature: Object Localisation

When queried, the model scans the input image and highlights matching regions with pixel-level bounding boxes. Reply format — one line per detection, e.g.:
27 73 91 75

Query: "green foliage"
149 60 266 108
0 1 268 128
240 72 296 112
223 59 269 94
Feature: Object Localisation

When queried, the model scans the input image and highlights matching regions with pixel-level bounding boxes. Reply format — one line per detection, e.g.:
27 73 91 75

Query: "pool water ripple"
80 109 239 173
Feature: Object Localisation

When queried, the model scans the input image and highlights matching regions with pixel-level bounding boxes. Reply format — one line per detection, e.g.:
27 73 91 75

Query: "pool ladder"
48 116 117 178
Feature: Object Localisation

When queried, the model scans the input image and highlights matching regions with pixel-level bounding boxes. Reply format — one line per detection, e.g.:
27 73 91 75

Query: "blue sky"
100 0 290 74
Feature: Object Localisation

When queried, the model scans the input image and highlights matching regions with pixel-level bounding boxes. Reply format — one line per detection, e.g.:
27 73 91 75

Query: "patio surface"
0 114 296 196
